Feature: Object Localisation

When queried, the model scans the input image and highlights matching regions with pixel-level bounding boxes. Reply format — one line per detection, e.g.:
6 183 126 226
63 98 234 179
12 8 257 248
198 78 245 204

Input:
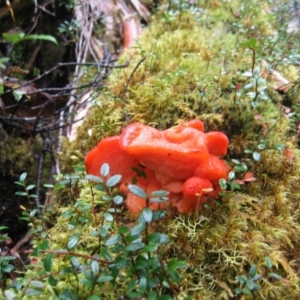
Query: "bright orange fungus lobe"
85 120 229 213
182 177 213 196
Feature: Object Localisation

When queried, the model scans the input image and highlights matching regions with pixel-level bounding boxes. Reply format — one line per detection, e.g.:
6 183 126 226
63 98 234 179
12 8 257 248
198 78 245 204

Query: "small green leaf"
234 165 247 172
219 178 227 189
105 235 121 246
130 223 145 236
265 256 272 269
23 34 58 45
231 159 240 164
249 264 257 278
138 276 147 293
81 278 93 289
228 171 235 180
100 163 110 177
3 264 14 273
268 272 282 280
242 287 252 295
142 243 158 252
167 259 187 271
3 256 16 261
253 152 261 161
104 212 113 222
125 242 145 252
25 289 43 296
4 290 18 300
30 280 44 289
43 184 54 188
114 255 129 269
68 234 80 249
39 240 50 250
43 253 54 272
97 275 113 283
151 190 169 197
70 257 80 268
127 278 138 292
127 184 147 199
91 261 99 275
244 149 253 154
147 291 158 300
106 175 122 187
247 91 256 99
169 270 181 283
48 276 57 286
94 184 105 192
142 208 153 223
113 195 123 205
19 172 27 182
101 194 112 201
15 191 27 196
26 184 36 190
29 194 38 198
12 90 24 102
100 247 112 260
152 210 166 221
252 274 263 281
59 290 76 300
86 174 103 183
244 82 255 89
229 181 241 190
246 279 254 290
148 232 169 244
150 197 168 203
248 37 257 48
30 209 38 217
118 226 130 235
135 255 148 269
2 32 25 44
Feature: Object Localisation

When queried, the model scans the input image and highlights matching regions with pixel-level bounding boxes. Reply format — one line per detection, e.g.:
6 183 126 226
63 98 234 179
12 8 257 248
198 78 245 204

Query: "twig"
122 56 146 101
1 61 129 96
121 56 146 122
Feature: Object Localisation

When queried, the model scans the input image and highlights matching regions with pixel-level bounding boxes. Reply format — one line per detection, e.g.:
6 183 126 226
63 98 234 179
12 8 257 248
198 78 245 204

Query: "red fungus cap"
119 122 210 184
182 176 213 196
205 131 229 156
194 154 229 182
85 136 139 181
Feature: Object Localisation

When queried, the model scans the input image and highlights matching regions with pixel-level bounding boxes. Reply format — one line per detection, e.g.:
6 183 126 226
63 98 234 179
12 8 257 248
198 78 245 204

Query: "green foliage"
4 163 187 299
0 250 15 282
235 257 285 296
2 32 58 45
0 57 10 70
15 172 37 203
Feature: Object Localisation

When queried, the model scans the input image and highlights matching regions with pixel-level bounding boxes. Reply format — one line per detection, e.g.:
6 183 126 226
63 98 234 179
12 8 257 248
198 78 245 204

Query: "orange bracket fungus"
85 120 229 213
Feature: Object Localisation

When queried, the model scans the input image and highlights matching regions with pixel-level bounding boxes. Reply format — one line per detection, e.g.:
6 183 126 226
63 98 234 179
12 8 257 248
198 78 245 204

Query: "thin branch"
122 56 146 101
